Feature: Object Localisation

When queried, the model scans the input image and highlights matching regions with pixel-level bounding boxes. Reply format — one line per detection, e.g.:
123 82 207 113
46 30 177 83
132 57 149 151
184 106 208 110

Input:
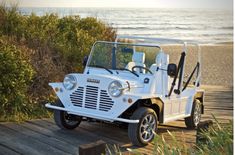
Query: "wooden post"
79 140 106 155
196 120 213 144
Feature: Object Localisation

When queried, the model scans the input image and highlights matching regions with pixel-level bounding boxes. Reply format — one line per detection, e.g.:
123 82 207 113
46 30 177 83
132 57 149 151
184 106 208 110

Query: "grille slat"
85 97 98 99
71 97 83 99
100 98 113 102
70 85 114 112
100 106 113 108
100 101 114 104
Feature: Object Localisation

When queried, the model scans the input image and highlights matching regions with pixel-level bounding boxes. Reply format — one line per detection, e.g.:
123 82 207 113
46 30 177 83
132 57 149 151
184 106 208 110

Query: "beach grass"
106 116 233 155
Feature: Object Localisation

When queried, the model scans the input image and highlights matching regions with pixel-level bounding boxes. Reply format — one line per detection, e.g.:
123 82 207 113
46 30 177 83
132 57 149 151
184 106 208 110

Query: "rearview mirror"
167 63 177 77
122 47 133 53
83 55 88 67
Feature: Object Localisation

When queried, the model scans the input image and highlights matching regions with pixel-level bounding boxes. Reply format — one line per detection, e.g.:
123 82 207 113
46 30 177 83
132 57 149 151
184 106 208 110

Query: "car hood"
71 73 144 89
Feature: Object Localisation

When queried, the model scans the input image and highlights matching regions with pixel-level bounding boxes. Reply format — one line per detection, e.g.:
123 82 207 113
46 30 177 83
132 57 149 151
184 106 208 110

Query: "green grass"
106 117 233 155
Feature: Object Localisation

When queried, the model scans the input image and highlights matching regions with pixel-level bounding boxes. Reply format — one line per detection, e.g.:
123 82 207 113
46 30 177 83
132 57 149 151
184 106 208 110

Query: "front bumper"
45 103 139 124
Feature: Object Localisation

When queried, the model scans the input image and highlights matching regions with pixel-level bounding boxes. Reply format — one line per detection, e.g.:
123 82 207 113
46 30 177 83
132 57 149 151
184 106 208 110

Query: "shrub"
0 5 116 73
0 39 34 120
0 4 116 121
53 16 116 72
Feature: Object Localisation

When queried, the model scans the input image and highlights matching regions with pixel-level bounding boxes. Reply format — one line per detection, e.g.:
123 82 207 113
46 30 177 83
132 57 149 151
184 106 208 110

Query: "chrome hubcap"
64 113 79 126
194 103 201 126
139 114 156 142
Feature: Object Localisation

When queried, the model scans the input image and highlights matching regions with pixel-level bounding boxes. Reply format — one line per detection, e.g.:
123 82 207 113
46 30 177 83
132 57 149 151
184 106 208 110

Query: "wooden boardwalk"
0 86 233 155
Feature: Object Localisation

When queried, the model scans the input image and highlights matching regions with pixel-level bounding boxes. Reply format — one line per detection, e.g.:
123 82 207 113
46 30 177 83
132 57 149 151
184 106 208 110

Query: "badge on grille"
87 78 100 84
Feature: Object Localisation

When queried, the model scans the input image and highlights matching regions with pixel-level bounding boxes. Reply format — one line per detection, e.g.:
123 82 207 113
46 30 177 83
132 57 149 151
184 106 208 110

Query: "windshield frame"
86 41 162 70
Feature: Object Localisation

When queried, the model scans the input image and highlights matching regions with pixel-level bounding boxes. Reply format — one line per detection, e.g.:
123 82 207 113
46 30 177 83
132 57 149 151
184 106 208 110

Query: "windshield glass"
88 42 161 70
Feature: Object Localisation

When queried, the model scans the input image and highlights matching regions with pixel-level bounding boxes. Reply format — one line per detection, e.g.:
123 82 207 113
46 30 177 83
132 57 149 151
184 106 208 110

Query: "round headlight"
63 75 77 90
108 81 123 97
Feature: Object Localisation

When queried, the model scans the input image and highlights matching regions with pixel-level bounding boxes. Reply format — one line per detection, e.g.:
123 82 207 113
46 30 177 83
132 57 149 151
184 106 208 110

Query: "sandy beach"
200 44 233 86
162 43 233 86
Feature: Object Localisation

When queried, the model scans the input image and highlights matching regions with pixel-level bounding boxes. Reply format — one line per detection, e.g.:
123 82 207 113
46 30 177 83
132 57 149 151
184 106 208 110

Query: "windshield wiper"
89 65 113 74
116 68 139 77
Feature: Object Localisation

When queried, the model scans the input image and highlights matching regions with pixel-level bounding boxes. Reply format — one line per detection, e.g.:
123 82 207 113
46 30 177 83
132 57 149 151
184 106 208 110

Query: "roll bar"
87 36 202 94
115 35 202 93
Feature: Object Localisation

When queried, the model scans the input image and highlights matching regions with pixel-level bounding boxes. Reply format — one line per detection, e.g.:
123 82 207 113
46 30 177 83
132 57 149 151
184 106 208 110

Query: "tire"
128 107 158 146
54 99 82 130
185 99 202 129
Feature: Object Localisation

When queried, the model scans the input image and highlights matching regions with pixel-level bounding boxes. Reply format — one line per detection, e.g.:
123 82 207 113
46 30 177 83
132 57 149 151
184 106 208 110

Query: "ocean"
19 7 233 43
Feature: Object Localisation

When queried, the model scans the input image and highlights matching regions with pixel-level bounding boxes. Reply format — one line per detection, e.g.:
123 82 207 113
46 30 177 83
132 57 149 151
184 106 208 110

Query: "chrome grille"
70 87 84 107
84 86 98 109
99 90 114 112
70 85 114 112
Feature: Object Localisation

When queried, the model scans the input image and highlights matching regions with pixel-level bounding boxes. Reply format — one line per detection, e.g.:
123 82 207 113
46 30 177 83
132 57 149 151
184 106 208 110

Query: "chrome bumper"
45 103 139 124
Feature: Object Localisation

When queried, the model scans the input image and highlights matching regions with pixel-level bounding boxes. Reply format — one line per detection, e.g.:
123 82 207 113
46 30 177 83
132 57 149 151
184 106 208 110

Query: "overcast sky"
3 0 233 10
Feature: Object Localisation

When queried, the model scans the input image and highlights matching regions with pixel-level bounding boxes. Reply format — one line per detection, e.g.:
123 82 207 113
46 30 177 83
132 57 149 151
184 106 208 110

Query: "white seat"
150 64 158 73
126 52 146 74
150 52 169 74
150 54 158 73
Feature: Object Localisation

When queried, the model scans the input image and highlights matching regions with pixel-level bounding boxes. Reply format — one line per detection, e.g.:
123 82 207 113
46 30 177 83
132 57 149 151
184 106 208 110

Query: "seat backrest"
150 64 157 73
150 54 158 73
150 52 170 73
126 52 146 73
149 52 169 95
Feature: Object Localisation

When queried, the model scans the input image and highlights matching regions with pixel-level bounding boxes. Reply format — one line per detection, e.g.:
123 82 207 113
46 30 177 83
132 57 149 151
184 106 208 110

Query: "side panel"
163 96 181 122
162 88 196 123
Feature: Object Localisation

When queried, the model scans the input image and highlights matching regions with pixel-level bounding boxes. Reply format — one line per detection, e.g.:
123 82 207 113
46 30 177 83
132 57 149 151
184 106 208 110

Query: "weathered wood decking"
0 86 233 155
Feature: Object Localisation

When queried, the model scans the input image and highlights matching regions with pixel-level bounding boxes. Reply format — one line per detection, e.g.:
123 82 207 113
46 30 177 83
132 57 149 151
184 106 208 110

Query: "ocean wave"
19 7 233 43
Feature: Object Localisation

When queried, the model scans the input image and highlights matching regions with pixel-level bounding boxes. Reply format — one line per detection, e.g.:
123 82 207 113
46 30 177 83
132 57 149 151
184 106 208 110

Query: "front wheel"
54 100 82 130
128 107 158 146
185 99 202 129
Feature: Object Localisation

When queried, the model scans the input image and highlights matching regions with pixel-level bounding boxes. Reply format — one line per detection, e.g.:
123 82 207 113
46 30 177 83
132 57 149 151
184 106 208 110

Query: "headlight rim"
63 74 77 90
108 80 123 97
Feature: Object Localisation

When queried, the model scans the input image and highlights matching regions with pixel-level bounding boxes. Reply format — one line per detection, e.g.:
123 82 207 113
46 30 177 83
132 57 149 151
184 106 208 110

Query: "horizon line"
16 6 233 11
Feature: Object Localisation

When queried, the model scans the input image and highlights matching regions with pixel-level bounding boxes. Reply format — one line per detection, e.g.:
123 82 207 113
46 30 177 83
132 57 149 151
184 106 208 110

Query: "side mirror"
83 55 88 67
167 63 177 77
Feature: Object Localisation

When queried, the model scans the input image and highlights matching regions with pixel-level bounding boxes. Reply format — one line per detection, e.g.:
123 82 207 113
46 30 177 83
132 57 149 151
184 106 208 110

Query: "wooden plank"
28 119 120 145
21 121 97 145
0 125 67 155
0 143 21 155
79 140 106 155
5 123 76 154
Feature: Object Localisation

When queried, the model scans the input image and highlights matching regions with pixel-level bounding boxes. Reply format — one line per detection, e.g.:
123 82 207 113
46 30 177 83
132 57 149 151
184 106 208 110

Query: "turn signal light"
54 87 59 92
128 98 133 104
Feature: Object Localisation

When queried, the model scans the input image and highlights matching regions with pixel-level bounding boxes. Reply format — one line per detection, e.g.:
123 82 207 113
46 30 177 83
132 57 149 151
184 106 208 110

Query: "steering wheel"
132 66 153 75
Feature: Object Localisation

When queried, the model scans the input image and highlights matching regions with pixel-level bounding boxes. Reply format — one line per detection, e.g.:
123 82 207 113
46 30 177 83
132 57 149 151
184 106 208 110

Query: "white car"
46 36 204 146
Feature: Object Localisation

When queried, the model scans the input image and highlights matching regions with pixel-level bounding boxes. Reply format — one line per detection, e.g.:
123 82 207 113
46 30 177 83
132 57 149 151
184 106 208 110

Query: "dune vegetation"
107 117 233 155
0 4 116 121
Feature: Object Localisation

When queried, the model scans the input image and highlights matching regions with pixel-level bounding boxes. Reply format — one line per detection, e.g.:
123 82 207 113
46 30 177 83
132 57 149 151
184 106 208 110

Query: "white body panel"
46 36 204 124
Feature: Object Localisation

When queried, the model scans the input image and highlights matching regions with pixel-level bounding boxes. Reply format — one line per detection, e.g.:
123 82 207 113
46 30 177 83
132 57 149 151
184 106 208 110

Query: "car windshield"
87 41 161 71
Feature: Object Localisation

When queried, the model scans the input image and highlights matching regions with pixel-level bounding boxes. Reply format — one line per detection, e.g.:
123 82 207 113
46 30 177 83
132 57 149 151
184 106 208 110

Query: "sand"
161 44 233 86
200 44 233 86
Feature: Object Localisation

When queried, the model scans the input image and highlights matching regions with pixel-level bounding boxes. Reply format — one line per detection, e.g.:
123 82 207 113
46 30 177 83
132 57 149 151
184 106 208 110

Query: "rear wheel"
54 100 82 130
185 99 202 129
128 107 158 146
